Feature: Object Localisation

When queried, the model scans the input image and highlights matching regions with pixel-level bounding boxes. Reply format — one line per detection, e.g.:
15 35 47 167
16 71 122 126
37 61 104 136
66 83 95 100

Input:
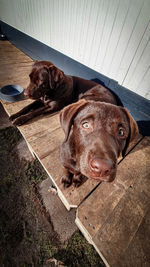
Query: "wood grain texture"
0 41 33 88
113 208 150 267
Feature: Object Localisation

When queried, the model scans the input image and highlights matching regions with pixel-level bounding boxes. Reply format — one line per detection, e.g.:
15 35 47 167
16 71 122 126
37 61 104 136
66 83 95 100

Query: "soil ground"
0 103 104 267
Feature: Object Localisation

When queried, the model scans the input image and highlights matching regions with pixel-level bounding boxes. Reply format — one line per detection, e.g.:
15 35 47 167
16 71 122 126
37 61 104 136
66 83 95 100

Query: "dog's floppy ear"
60 99 87 142
121 108 141 156
48 65 64 89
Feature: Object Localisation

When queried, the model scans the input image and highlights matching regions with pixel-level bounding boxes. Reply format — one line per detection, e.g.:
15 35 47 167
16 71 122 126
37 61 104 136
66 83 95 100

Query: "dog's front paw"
73 174 87 187
11 116 26 126
72 173 83 187
9 114 18 121
61 175 72 188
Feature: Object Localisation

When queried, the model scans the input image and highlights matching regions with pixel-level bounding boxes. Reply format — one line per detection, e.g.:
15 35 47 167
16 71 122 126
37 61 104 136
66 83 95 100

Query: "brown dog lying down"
9 60 109 126
60 97 139 187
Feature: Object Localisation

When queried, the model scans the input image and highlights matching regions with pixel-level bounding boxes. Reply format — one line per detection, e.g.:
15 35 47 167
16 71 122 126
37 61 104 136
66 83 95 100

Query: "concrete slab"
39 178 77 243
13 138 34 162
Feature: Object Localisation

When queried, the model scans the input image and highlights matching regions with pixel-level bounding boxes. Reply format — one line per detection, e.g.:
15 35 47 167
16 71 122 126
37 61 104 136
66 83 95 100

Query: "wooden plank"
0 63 33 88
113 208 150 267
93 171 150 266
76 137 150 266
0 41 33 63
20 113 60 142
76 182 125 241
114 136 150 189
2 99 35 116
0 42 33 89
29 127 63 160
2 101 60 144
0 41 31 55
0 53 33 64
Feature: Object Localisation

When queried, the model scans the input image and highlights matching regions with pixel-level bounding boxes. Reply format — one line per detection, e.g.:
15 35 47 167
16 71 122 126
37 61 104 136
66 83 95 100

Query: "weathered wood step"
0 40 143 211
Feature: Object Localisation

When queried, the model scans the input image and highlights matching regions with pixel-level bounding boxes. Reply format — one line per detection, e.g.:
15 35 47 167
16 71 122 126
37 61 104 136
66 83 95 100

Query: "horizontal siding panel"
123 20 150 93
100 0 131 75
86 0 110 67
0 0 150 99
82 0 101 64
117 0 150 84
107 0 144 79
94 0 120 70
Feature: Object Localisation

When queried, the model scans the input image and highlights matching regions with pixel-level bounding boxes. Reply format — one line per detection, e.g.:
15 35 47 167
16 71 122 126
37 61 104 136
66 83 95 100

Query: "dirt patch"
0 127 59 266
0 126 104 266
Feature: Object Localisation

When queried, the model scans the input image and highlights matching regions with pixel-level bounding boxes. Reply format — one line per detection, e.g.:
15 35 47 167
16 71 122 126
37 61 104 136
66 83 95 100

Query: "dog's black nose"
90 158 113 176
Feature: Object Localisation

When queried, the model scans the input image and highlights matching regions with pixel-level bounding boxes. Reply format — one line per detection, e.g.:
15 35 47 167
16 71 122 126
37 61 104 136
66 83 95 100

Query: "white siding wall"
0 0 150 99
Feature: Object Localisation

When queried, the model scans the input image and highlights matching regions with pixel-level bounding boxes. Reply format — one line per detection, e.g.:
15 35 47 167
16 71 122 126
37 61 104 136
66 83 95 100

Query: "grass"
0 126 104 266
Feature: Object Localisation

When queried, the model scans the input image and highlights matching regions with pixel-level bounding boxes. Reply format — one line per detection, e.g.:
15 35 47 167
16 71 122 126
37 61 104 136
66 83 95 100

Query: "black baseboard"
1 20 150 135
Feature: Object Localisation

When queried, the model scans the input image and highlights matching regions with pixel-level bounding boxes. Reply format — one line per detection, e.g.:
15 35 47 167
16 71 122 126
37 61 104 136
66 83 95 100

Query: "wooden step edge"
26 142 36 159
75 211 110 267
57 187 77 211
23 140 76 211
31 149 71 210
75 210 93 244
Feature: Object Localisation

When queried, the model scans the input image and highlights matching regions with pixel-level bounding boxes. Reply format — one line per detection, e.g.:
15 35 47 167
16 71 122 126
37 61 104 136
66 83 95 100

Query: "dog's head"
60 99 139 183
24 61 65 99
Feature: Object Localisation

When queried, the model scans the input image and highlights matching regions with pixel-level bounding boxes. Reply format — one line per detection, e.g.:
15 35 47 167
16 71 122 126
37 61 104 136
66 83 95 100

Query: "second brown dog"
9 60 112 125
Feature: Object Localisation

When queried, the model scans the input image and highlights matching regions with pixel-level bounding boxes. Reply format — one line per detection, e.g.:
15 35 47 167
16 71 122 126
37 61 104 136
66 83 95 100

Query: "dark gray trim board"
1 21 150 135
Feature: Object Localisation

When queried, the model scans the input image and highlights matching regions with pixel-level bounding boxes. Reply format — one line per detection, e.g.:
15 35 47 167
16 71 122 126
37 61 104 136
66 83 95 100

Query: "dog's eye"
118 128 124 137
82 122 90 129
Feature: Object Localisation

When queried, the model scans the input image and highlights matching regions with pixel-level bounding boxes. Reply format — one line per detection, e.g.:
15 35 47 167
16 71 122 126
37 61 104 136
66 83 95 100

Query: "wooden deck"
0 40 150 266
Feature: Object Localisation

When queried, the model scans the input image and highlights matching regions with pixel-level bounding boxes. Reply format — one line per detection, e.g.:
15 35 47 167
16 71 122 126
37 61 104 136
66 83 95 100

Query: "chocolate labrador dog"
9 60 107 126
60 96 139 187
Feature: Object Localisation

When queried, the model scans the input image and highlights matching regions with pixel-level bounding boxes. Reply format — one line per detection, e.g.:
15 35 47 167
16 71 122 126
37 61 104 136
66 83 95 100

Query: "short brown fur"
60 98 139 187
9 61 115 125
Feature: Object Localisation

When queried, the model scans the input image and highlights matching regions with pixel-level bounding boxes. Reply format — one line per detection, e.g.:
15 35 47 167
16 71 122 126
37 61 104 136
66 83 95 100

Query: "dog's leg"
72 173 84 187
9 100 44 121
61 168 73 188
11 105 54 126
